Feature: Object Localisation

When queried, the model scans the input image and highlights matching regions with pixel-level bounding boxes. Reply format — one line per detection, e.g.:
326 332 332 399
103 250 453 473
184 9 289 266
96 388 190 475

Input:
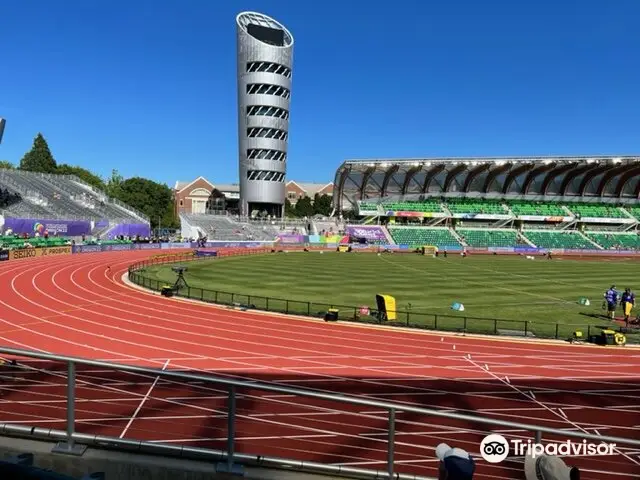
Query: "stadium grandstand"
0 168 150 241
332 156 640 251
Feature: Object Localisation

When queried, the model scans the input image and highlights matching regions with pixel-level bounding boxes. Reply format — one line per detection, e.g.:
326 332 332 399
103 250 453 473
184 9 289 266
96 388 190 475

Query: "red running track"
0 250 640 480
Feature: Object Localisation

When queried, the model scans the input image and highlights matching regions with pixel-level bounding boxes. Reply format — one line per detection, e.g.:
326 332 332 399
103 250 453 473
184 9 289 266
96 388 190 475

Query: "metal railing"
127 253 640 343
1 346 639 480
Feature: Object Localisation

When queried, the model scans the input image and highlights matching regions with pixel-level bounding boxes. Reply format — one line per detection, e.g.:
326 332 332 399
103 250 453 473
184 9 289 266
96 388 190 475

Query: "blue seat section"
0 460 104 480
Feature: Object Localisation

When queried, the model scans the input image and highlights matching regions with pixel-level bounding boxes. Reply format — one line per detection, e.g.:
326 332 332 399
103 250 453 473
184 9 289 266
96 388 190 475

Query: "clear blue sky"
1 0 638 187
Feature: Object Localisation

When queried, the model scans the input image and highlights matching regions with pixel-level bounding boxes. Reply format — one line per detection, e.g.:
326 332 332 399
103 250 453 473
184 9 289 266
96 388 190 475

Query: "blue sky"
1 0 638 187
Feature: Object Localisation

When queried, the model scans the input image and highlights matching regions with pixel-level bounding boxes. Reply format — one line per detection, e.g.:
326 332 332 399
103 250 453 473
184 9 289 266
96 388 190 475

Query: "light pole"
0 118 6 144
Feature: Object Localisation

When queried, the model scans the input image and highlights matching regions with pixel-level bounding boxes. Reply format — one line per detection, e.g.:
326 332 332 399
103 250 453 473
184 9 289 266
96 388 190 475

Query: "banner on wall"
136 243 161 250
8 246 71 260
160 242 192 249
4 218 91 236
108 223 151 238
72 244 102 254
0 250 8 261
195 250 218 257
345 226 388 241
101 244 135 252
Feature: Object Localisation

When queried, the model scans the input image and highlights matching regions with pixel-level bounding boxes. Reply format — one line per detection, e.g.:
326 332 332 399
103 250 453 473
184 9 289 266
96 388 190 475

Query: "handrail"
0 346 638 447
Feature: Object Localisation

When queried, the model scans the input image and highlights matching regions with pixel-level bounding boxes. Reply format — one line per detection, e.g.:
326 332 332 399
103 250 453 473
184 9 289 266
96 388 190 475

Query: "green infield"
133 252 640 341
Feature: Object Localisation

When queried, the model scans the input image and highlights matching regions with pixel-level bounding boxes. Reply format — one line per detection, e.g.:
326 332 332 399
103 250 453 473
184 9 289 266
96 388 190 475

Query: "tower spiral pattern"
236 12 294 216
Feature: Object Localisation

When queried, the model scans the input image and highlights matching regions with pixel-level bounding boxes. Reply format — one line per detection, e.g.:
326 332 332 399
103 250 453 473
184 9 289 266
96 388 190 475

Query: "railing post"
535 430 542 443
387 408 395 479
217 385 243 475
52 361 86 455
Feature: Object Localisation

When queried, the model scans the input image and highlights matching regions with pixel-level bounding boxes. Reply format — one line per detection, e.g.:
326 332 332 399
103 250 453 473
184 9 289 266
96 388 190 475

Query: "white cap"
524 453 576 480
435 443 471 461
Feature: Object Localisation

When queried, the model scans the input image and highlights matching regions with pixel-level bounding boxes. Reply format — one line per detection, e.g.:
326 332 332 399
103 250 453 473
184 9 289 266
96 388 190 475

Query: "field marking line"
119 358 170 438
464 357 640 467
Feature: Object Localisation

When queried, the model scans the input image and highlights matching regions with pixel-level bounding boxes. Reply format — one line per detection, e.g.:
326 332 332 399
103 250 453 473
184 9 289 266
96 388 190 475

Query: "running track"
0 250 639 480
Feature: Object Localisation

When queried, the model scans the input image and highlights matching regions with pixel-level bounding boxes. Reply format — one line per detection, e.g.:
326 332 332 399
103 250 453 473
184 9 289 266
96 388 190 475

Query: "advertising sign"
0 250 9 261
3 218 91 236
137 243 161 250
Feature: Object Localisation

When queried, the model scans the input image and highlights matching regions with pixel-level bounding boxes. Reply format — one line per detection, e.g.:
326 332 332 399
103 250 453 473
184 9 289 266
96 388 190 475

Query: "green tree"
294 196 314 217
56 164 106 191
0 160 16 170
284 198 297 217
106 169 124 198
19 133 57 173
115 177 178 228
313 193 333 216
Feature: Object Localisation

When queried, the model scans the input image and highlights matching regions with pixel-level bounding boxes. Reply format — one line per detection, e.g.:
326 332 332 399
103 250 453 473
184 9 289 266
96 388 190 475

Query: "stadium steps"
577 231 603 250
449 227 467 246
380 225 396 245
618 206 639 221
517 232 536 247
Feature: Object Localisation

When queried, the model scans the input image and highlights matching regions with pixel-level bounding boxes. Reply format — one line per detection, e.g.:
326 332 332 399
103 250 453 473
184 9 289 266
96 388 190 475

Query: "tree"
294 196 314 218
313 193 333 216
19 133 57 173
56 164 106 191
284 198 297 217
0 160 15 170
114 177 178 228
106 169 124 198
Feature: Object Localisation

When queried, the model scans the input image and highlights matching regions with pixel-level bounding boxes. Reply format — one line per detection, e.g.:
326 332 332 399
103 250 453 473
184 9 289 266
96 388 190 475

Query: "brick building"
174 177 333 216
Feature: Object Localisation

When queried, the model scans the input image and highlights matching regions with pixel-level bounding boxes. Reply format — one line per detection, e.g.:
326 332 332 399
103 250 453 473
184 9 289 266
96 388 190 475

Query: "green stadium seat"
586 232 640 250
507 201 566 217
388 227 461 248
457 229 518 248
627 206 640 221
522 231 593 249
360 199 445 214
565 203 626 219
445 199 507 215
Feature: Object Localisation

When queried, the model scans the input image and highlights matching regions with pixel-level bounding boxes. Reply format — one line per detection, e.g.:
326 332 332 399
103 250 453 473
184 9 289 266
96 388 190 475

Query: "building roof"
332 155 640 211
175 179 332 196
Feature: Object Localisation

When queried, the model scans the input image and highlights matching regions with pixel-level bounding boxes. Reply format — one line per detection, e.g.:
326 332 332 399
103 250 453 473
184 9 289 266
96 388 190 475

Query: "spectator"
435 443 475 479
524 453 580 479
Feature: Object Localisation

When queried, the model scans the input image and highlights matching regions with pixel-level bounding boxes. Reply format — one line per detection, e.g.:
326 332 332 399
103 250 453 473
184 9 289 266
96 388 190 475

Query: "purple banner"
277 234 305 244
195 249 218 257
108 223 151 238
345 225 388 241
136 243 161 250
72 244 102 254
102 244 135 251
4 218 91 236
95 220 109 229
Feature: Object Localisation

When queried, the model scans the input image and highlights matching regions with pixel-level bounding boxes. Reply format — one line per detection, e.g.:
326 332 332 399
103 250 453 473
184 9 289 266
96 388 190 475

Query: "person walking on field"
604 285 619 320
621 288 635 327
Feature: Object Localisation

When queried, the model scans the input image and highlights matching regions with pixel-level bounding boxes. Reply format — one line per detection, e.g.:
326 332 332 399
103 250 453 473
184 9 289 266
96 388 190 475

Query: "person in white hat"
524 453 580 480
435 443 475 479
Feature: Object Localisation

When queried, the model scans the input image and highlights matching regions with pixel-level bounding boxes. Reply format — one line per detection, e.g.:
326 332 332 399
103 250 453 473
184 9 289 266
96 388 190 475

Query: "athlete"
621 288 635 327
604 285 619 320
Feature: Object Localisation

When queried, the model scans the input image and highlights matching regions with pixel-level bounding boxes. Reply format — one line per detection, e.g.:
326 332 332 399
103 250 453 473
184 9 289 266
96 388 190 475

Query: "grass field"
136 252 640 340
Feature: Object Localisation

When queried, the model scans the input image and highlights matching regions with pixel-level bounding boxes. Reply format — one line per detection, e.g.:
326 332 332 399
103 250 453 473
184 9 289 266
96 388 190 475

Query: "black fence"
128 253 639 343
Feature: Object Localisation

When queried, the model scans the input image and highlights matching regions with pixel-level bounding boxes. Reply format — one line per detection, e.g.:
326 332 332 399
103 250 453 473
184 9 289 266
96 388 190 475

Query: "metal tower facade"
236 12 294 217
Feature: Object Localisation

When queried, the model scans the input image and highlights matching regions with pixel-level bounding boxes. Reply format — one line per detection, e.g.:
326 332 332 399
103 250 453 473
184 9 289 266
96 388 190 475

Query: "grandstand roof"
333 155 640 211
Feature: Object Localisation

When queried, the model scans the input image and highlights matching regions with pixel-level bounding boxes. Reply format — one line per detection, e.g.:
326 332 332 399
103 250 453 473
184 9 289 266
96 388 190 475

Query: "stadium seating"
457 229 518 248
445 199 507 215
522 230 593 249
388 227 461 248
627 206 640 221
507 201 565 217
0 169 146 224
360 199 444 213
586 232 640 250
181 213 280 241
564 203 627 219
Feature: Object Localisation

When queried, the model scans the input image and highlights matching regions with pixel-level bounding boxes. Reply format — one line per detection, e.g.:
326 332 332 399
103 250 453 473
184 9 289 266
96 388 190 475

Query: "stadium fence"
0 346 639 480
127 252 636 343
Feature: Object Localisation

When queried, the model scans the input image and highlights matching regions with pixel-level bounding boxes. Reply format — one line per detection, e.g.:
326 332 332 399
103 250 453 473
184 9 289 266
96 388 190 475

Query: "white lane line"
119 359 170 438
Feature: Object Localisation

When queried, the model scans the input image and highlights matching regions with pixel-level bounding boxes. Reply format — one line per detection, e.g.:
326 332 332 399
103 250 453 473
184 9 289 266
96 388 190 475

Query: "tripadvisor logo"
480 434 616 463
